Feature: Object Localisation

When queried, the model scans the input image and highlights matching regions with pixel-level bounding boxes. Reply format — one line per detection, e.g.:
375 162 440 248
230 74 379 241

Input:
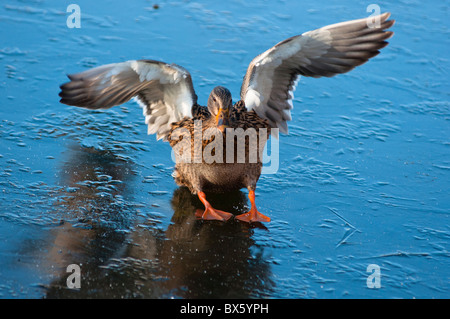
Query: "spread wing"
240 12 395 133
59 59 197 140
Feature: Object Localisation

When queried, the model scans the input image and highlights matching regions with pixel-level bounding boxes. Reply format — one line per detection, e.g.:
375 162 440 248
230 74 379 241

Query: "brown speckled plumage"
168 100 270 194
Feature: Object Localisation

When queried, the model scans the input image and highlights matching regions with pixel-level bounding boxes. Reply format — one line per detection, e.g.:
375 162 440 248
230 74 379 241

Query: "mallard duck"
59 13 394 223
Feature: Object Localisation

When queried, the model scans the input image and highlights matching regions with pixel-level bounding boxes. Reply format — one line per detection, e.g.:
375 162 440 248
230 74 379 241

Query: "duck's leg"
235 188 271 223
195 191 233 221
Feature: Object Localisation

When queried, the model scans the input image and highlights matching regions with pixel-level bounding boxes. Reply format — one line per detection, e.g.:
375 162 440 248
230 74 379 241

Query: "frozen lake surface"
0 0 449 298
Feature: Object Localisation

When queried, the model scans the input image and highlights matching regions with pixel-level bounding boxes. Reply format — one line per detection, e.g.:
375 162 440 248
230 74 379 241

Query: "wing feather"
240 13 395 133
59 60 197 140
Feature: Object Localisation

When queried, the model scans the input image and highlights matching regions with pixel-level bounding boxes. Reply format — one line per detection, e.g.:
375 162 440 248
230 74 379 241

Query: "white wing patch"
243 88 263 110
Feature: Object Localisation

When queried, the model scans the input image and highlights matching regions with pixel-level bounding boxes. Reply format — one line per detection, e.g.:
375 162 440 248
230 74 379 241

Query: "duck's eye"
212 97 217 102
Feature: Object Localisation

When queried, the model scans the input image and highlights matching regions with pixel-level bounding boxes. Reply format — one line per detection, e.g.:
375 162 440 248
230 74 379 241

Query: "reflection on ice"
31 145 273 298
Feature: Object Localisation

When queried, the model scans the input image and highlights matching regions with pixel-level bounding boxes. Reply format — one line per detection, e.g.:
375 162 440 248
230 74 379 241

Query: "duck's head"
207 86 232 131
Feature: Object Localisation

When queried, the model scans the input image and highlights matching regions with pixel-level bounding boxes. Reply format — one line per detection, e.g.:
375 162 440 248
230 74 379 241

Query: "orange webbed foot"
195 207 233 221
195 191 233 222
235 189 271 223
235 207 271 223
